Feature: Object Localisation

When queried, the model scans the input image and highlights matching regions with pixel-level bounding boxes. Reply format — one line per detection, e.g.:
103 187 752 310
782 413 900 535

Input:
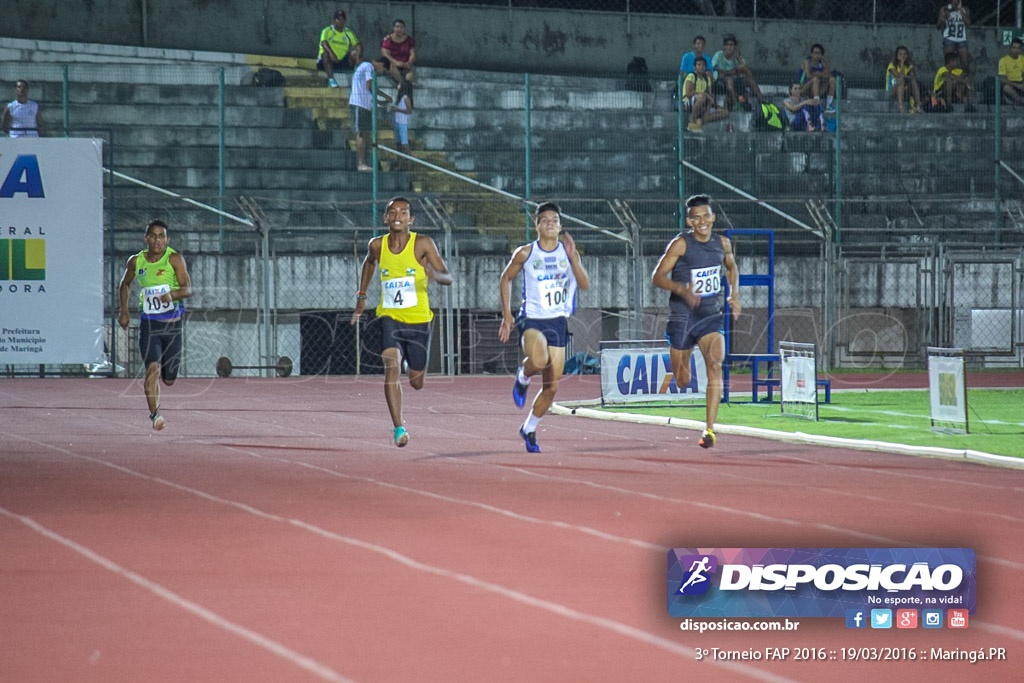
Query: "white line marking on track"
0 506 353 683
3 435 794 682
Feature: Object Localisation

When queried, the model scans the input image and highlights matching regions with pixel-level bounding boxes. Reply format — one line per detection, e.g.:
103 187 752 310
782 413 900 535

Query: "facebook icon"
845 609 867 629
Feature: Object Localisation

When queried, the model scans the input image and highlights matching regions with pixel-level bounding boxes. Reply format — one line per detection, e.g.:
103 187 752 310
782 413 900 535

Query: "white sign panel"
781 354 817 404
600 345 707 403
0 139 105 364
928 353 967 426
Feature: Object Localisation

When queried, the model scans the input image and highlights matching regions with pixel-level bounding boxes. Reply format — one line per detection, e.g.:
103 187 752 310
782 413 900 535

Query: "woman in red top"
382 19 416 85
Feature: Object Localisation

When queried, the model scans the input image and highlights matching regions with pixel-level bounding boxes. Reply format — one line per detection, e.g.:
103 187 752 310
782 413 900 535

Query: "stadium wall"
3 1 1006 83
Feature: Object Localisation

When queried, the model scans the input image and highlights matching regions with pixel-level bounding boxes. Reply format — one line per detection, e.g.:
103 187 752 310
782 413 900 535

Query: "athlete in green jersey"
118 220 193 430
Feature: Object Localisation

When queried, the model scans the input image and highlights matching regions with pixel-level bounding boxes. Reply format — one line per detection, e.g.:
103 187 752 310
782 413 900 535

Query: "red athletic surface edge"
1 374 1022 682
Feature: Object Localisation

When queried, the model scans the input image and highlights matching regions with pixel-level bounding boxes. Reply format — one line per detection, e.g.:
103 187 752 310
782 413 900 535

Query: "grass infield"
596 389 1024 459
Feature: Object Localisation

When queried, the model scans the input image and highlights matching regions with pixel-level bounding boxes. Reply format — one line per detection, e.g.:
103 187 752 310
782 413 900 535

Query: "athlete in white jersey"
2 80 42 138
938 0 971 77
499 202 590 453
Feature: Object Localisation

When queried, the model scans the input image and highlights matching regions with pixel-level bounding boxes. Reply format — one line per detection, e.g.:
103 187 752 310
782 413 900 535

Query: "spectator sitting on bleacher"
684 57 729 133
318 9 360 88
933 51 976 112
782 83 822 132
382 19 416 86
886 46 922 113
2 79 43 138
711 34 763 111
679 35 708 76
998 38 1024 106
799 43 837 113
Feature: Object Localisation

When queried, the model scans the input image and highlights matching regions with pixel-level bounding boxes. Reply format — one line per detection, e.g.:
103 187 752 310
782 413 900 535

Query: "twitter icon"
870 609 893 629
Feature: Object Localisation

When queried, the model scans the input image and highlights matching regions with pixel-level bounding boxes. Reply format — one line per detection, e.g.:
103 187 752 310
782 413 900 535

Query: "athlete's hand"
561 231 577 261
677 283 699 309
118 311 130 330
728 296 742 319
498 314 515 343
350 303 365 326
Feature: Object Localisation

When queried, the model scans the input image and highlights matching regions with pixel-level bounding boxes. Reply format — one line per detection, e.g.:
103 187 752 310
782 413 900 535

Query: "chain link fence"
2 54 1022 378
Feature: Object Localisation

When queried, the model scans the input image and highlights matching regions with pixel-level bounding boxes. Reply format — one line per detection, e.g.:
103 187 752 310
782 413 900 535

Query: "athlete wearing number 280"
499 202 590 453
652 194 740 449
351 197 452 447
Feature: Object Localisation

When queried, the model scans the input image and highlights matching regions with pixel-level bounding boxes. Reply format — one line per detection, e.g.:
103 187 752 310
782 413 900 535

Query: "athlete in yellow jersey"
118 220 193 430
351 197 452 446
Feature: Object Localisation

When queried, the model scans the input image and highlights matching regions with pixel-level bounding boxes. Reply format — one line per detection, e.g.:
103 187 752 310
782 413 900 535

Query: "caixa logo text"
718 562 964 592
0 155 46 198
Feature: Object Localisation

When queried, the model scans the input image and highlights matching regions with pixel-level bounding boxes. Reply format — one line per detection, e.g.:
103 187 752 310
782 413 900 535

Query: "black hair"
1012 38 1023 47
397 79 414 106
693 35 706 44
723 34 737 45
386 196 414 216
944 52 959 65
378 56 392 71
695 56 708 66
810 43 825 54
685 194 712 211
393 19 406 27
535 201 561 217
145 219 168 235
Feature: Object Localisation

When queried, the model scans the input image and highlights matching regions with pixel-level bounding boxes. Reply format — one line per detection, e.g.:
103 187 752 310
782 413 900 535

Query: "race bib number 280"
690 266 721 298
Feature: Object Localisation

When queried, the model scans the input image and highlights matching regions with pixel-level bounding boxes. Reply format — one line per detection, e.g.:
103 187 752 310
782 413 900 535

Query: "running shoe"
150 412 165 431
512 372 528 408
394 426 409 447
519 427 541 453
327 78 339 88
699 429 715 449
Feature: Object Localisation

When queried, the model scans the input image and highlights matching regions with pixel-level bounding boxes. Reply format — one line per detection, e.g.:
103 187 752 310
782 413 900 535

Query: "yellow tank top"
376 232 433 323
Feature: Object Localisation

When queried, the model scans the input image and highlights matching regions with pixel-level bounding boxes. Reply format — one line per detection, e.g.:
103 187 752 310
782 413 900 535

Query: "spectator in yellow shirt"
318 9 360 88
934 52 975 111
998 37 1024 105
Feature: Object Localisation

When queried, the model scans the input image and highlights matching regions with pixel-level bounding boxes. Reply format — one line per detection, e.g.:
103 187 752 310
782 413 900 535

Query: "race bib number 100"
382 276 417 309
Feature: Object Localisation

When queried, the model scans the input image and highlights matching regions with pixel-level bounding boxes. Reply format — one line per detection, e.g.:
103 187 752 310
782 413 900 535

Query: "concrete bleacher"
3 37 1020 259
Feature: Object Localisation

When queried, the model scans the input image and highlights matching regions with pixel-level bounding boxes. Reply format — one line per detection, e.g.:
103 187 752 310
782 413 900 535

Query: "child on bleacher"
389 80 414 169
783 83 822 131
886 46 922 113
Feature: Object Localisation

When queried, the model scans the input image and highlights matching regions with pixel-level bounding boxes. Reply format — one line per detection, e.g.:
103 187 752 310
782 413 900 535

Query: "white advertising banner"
781 354 817 404
928 353 967 425
600 345 706 403
0 139 105 365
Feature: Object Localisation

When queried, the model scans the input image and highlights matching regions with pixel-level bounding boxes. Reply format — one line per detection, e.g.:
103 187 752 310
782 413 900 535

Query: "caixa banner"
667 548 975 618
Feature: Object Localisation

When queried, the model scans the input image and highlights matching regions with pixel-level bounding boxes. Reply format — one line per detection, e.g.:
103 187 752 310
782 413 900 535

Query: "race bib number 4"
382 276 417 309
142 284 174 315
690 266 722 298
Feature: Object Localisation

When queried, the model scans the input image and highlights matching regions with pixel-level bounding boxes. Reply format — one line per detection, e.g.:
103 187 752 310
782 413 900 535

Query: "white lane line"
3 436 793 682
0 506 352 683
219 444 663 551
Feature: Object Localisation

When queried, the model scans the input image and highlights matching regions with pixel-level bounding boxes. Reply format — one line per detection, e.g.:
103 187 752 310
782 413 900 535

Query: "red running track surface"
1 375 1022 682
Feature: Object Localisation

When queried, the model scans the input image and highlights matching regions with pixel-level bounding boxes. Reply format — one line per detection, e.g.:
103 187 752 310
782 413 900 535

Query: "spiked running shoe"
150 412 165 431
394 426 410 447
699 429 716 449
512 374 528 408
520 427 541 453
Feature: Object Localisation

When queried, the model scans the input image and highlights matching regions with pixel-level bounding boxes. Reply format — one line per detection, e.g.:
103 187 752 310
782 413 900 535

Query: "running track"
1 375 1022 682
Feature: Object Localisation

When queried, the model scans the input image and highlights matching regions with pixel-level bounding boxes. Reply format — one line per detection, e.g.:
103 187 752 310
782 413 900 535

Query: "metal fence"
2 58 1023 379
404 0 1022 29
